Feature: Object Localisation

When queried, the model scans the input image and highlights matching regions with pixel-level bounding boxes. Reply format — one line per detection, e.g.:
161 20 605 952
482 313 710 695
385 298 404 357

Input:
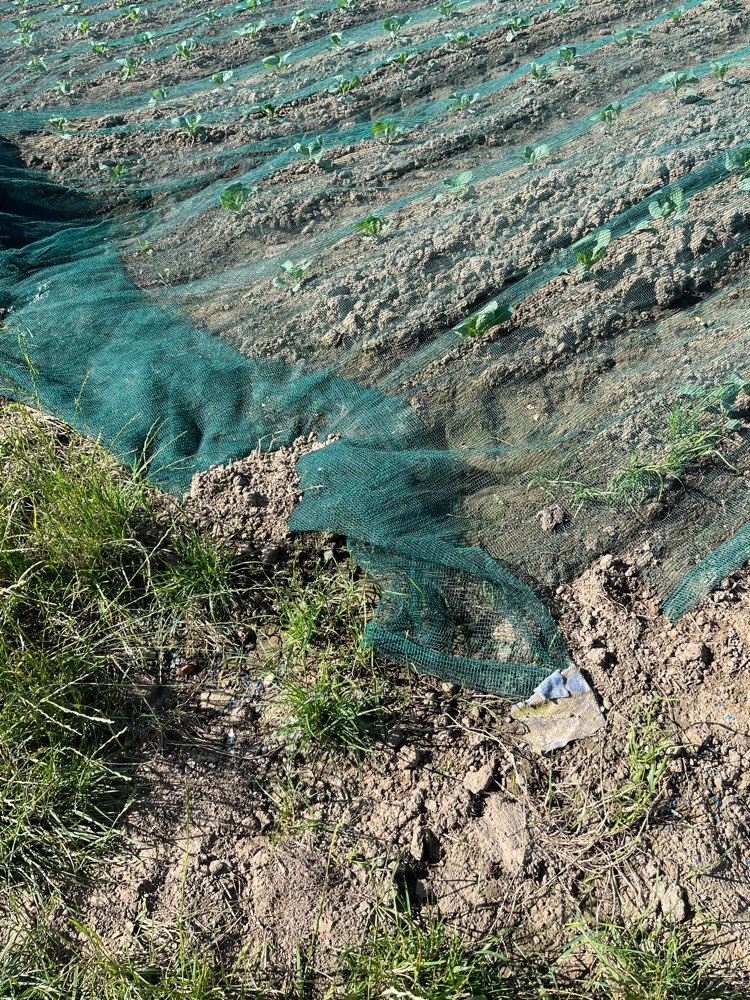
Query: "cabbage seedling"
597 101 621 130
25 55 47 72
436 0 463 17
76 19 90 33
328 31 344 48
337 0 357 10
383 15 411 42
118 54 143 79
558 45 577 66
54 79 75 95
149 86 169 104
274 260 310 292
573 229 611 274
219 181 256 214
446 31 472 50
13 14 39 29
47 116 78 136
236 20 266 37
291 7 317 31
387 51 416 72
647 187 687 225
352 213 389 239
17 31 34 48
455 301 511 337
126 5 146 21
556 1 578 14
293 137 325 167
90 40 108 54
524 143 549 167
139 30 157 45
711 60 738 85
172 113 206 141
264 52 291 73
530 61 556 84
99 162 129 184
614 27 646 45
448 90 479 113
329 74 360 97
175 37 197 58
669 5 685 21
211 69 234 85
199 8 222 21
659 71 699 100
725 147 750 190
371 119 408 143
433 169 475 201
506 15 531 40
255 101 277 117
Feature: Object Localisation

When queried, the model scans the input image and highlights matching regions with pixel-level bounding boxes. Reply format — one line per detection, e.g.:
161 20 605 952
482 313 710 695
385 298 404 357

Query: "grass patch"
0 407 256 891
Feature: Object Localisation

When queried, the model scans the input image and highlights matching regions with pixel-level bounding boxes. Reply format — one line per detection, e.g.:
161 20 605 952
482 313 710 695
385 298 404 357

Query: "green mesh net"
1 0 749 697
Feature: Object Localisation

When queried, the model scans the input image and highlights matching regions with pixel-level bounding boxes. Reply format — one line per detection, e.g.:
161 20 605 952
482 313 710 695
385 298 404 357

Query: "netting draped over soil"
1 0 749 696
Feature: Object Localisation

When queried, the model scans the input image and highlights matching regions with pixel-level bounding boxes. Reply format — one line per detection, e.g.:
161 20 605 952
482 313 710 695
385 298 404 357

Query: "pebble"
464 762 495 795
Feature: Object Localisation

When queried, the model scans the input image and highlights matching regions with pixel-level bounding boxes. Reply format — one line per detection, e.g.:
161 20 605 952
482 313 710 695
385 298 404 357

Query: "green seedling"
659 70 699 100
17 31 34 48
199 7 222 20
62 1 81 11
175 37 197 58
12 14 39 28
558 44 577 65
387 50 416 71
328 31 344 48
138 29 157 45
433 169 475 201
171 113 206 141
254 101 277 117
446 30 472 49
647 187 687 225
236 20 266 37
148 86 169 104
436 0 463 17
383 14 411 42
371 119 408 143
211 69 233 85
455 300 511 337
556 1 578 13
725 147 750 190
90 39 108 54
134 238 154 256
273 259 310 292
352 213 389 239
117 54 143 80
330 74 360 97
76 18 90 33
337 0 358 9
238 0 262 9
219 181 256 214
669 5 685 20
47 116 78 136
25 55 48 72
597 101 621 130
573 229 611 274
506 15 531 40
711 60 738 85
614 27 646 45
524 142 549 167
99 161 129 184
54 79 75 95
530 60 556 84
293 136 325 167
263 52 291 73
125 4 146 20
291 7 316 30
448 90 479 113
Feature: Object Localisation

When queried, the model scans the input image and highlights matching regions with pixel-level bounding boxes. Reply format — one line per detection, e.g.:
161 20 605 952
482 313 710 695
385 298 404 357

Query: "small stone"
679 642 710 665
260 545 283 565
464 762 495 795
208 859 228 877
254 809 273 832
538 504 566 533
586 646 608 667
657 883 688 923
399 746 421 770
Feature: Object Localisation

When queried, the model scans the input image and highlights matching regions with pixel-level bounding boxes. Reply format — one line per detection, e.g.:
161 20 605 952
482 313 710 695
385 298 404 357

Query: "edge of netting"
662 521 750 623
363 625 554 701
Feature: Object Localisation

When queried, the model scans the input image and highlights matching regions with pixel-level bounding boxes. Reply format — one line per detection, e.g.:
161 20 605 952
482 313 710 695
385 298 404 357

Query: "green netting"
1 0 749 697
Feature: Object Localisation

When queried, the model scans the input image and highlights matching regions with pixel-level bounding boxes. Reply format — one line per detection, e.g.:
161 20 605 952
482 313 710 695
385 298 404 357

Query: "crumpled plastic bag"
510 663 605 753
